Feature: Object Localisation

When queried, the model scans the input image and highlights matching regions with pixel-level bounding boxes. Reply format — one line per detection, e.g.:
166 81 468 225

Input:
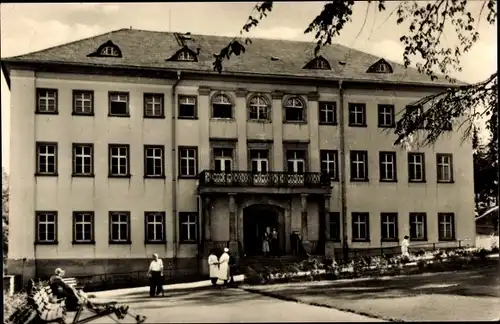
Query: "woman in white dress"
401 235 410 258
218 247 231 288
262 233 270 257
208 249 219 287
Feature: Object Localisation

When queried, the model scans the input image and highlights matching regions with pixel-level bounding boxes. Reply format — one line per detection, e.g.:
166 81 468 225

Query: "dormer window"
100 46 120 57
303 56 331 70
178 51 194 61
88 40 122 58
367 59 393 74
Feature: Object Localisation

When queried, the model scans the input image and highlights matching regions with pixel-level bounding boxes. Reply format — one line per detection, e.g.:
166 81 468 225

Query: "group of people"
262 227 280 257
208 247 236 288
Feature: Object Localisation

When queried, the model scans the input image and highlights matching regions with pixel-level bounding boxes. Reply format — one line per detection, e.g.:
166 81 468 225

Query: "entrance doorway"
243 205 281 256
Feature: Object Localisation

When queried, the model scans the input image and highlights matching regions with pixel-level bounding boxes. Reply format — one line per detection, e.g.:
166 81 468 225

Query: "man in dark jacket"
228 252 237 286
49 268 80 311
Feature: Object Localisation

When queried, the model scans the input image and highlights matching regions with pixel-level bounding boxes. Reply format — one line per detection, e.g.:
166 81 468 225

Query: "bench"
29 285 66 323
62 277 77 288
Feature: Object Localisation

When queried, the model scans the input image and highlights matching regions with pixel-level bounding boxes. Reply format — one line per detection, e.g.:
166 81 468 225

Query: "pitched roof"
2 28 463 87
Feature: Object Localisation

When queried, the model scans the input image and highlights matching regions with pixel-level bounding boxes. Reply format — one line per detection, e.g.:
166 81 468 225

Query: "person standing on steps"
401 235 410 259
147 253 164 297
271 228 279 257
262 232 270 257
208 249 219 287
218 247 231 288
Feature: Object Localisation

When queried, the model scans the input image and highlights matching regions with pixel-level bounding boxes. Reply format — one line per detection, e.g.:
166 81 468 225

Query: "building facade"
2 29 475 280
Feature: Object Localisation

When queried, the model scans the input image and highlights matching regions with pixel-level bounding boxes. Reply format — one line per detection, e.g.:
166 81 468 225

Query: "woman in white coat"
208 249 219 287
218 247 231 288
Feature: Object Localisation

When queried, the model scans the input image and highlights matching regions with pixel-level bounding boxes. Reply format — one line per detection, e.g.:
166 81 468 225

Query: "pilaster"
301 193 309 241
271 91 283 171
198 86 211 171
307 92 320 172
235 88 248 171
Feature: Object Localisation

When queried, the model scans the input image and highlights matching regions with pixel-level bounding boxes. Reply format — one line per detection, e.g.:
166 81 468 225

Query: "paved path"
80 286 383 323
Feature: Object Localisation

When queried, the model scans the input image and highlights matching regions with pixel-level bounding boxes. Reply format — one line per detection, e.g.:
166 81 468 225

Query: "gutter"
172 71 182 260
338 80 348 262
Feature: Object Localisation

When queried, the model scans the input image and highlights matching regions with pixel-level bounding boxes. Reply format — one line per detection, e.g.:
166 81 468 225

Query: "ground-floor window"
328 212 341 241
438 212 455 241
380 213 398 241
145 212 166 243
179 212 198 243
72 212 94 243
352 212 369 241
109 211 131 243
409 212 427 241
35 211 58 244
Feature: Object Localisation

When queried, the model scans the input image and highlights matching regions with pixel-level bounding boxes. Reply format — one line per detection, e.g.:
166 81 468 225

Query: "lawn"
242 261 500 322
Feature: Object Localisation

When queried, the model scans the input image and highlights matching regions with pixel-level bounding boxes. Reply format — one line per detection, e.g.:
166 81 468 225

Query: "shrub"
4 292 28 322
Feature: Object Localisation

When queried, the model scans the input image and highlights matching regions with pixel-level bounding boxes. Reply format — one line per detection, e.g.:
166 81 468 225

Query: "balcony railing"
199 170 331 188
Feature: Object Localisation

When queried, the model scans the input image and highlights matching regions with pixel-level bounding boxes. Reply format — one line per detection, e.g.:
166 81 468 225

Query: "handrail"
198 170 331 188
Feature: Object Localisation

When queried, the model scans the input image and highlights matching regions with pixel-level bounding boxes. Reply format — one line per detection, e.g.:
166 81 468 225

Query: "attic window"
88 40 122 58
178 51 195 61
304 56 331 70
367 59 393 74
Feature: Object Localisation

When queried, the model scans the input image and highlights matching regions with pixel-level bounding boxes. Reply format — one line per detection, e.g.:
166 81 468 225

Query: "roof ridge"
5 28 127 60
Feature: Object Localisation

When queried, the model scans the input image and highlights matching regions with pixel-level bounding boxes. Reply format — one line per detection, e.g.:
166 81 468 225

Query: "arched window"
211 93 233 119
87 40 122 58
248 95 270 121
367 59 393 73
284 97 305 122
303 56 331 70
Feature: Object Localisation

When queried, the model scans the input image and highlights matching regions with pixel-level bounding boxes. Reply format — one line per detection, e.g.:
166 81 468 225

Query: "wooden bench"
29 285 66 323
62 277 77 288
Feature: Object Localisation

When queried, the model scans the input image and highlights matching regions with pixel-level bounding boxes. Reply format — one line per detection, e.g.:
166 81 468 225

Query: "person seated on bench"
49 268 82 311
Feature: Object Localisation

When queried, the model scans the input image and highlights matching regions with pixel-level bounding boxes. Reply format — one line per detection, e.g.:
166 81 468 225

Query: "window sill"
108 174 132 178
144 241 166 245
319 122 338 126
72 112 95 117
352 239 371 243
35 173 59 177
283 120 307 124
72 173 95 178
210 117 234 121
180 241 198 245
438 238 456 242
178 116 198 120
381 238 399 243
35 111 59 115
72 241 95 245
144 175 166 179
408 180 426 183
350 178 369 182
248 119 272 124
108 114 130 118
144 115 165 119
178 175 198 180
410 238 428 242
379 179 398 183
348 124 367 128
378 124 395 128
109 241 132 245
34 241 59 245
437 180 455 184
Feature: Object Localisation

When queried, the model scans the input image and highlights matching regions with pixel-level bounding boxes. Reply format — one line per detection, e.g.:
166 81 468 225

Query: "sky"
1 2 497 172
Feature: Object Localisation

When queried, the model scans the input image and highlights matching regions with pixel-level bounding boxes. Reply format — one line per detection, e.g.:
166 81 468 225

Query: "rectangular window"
179 147 198 178
352 212 370 241
286 150 306 174
36 88 58 114
72 90 94 115
379 151 397 182
438 213 455 241
348 103 366 126
36 142 58 176
436 154 453 183
319 102 337 125
35 211 57 244
249 96 269 121
381 213 398 241
213 148 233 172
72 143 93 176
409 212 427 241
72 212 94 244
406 105 424 129
408 153 425 182
145 212 166 243
109 92 129 116
249 150 269 173
328 212 341 241
144 93 164 118
320 150 338 180
179 212 198 243
350 150 368 181
144 145 165 178
178 96 197 119
109 211 131 244
378 104 395 127
109 144 130 177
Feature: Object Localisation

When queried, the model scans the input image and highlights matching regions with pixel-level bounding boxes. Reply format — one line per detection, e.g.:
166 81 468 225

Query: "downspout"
338 80 349 262
172 71 182 260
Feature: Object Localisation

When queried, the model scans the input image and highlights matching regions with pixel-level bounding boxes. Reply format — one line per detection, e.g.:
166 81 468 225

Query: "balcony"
198 170 331 195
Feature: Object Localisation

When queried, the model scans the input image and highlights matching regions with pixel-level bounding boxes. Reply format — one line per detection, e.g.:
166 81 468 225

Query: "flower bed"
243 247 498 285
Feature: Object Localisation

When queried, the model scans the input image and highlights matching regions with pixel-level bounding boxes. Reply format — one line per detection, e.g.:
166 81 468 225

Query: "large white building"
1 28 475 282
